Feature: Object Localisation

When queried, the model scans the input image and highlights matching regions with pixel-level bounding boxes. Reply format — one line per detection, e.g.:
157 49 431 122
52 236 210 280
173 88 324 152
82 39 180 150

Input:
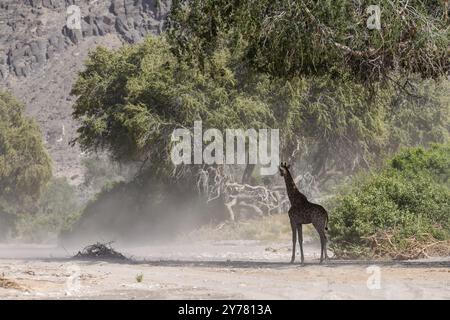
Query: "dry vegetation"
74 242 128 261
0 276 27 291
364 231 450 260
181 213 317 242
329 144 450 259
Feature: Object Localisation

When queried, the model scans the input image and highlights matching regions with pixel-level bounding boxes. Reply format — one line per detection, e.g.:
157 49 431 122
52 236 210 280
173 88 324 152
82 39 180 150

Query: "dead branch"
74 242 128 261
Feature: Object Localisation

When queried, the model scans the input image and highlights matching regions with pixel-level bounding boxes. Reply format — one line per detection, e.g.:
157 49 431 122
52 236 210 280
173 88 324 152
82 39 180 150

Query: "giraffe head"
278 162 291 177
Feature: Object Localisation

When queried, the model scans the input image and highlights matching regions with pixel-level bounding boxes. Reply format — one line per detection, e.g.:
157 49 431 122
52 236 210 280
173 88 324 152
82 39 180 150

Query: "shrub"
329 143 450 259
14 178 83 243
0 90 52 240
0 91 52 212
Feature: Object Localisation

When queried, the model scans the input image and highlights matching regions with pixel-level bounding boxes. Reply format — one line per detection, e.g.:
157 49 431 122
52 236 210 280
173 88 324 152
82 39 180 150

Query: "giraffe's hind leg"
324 232 329 260
313 220 328 264
318 231 327 263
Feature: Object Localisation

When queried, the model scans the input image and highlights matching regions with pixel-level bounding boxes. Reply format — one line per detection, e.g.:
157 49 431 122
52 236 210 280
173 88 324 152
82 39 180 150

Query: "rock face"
0 0 170 183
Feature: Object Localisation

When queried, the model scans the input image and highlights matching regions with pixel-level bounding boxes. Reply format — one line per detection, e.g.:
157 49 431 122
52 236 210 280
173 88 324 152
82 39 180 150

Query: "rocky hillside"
0 0 171 183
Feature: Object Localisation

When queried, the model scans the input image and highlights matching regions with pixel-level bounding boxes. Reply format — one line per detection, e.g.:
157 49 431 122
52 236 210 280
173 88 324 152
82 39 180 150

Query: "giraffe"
279 162 329 264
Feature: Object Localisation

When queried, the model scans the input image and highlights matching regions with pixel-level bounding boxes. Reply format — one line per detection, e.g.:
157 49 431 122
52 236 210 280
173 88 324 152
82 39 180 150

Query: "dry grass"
364 231 450 260
181 213 317 242
0 276 27 291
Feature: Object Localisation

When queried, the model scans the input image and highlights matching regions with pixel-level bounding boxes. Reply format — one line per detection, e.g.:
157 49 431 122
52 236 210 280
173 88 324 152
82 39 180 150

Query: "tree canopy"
167 0 449 83
67 2 450 243
71 35 449 187
70 37 364 176
71 1 449 183
0 91 52 214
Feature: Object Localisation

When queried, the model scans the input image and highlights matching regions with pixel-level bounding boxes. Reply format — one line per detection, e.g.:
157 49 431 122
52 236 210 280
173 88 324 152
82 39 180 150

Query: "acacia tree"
70 37 389 183
70 2 449 224
0 91 52 236
70 37 449 222
72 1 450 181
167 0 449 83
165 0 450 187
71 37 290 169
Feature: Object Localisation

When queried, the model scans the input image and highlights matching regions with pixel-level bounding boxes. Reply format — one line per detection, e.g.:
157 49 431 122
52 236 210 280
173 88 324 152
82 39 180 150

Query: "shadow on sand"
134 258 450 269
27 256 450 269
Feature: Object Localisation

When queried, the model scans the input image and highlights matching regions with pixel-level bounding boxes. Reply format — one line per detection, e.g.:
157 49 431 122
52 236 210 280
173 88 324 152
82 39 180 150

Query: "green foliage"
167 0 449 82
329 143 450 258
71 36 281 168
0 90 52 214
14 177 83 242
291 75 387 178
298 76 450 188
385 79 450 152
82 154 131 192
68 5 450 247
71 33 450 190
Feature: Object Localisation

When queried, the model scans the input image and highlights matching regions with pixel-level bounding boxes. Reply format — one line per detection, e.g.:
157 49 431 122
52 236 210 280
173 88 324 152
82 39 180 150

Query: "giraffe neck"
283 170 307 205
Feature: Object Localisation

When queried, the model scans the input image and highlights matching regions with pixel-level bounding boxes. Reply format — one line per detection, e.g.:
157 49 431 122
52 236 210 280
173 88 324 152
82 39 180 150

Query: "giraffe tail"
325 215 329 231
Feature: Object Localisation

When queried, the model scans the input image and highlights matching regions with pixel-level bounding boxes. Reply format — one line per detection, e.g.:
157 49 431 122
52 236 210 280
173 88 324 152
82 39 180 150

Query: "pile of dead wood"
73 242 128 261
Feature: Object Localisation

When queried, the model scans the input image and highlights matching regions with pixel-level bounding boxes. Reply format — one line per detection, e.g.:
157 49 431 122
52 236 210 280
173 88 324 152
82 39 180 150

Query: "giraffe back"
288 201 328 226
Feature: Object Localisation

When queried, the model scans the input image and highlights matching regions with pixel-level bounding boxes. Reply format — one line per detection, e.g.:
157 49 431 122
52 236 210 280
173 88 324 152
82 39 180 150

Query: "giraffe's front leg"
290 220 297 263
298 224 304 264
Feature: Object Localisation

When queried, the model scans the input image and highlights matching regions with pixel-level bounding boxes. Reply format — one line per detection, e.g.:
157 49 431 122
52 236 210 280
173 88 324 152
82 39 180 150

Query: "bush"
14 178 83 243
0 91 52 212
0 90 52 240
329 143 450 259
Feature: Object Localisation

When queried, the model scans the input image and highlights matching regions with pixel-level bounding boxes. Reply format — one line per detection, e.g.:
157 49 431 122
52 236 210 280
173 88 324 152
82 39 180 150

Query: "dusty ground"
0 241 449 299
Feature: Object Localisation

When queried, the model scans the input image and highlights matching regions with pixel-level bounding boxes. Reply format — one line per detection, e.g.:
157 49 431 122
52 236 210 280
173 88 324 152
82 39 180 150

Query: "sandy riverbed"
0 241 449 299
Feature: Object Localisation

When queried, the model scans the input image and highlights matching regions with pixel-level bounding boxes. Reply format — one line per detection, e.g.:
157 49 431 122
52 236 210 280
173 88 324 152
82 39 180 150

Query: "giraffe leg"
290 220 297 263
320 217 329 260
297 224 304 264
318 231 327 263
313 222 326 264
